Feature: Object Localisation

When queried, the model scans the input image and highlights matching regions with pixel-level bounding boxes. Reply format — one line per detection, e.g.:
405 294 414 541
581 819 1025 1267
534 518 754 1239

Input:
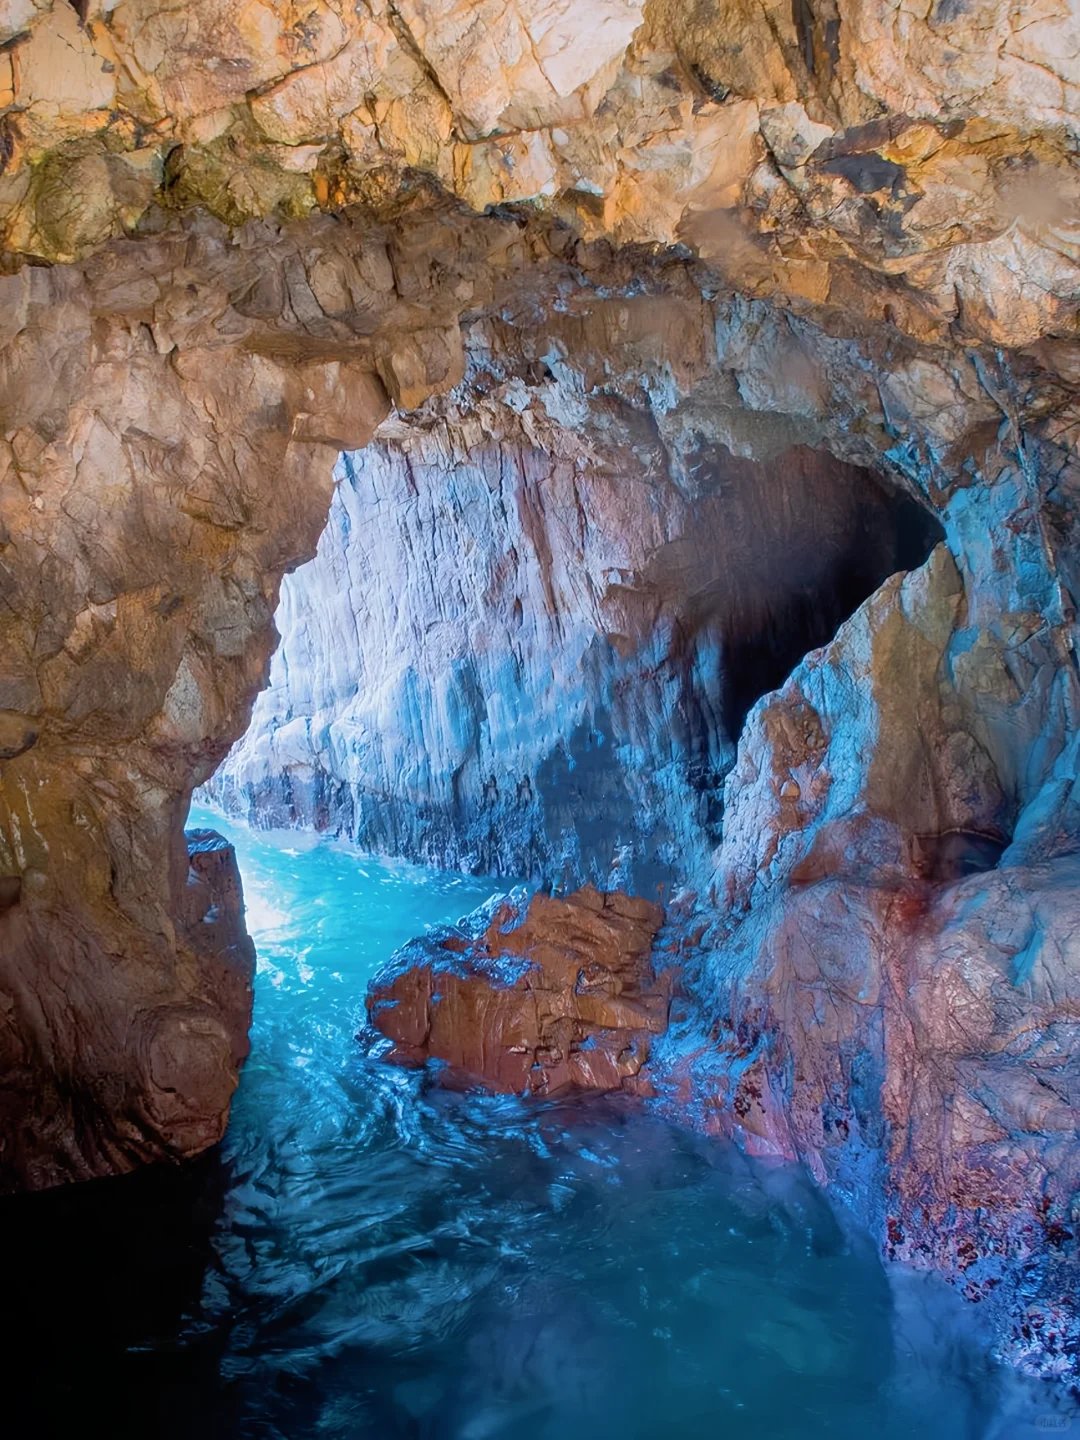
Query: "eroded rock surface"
0 824 253 1190
661 512 1080 1375
208 382 939 886
3 0 1080 357
0 201 568 1185
366 885 668 1095
1 0 1079 1386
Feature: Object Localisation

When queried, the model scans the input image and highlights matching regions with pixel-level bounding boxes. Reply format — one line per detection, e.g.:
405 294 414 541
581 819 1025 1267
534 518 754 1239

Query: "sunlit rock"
2 0 1079 350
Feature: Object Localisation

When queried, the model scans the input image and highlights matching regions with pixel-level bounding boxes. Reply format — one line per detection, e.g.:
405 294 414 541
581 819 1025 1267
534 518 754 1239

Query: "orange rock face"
366 886 668 1096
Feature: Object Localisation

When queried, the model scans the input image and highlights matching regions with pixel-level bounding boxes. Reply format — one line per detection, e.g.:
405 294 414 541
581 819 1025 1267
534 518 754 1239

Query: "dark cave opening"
718 484 945 739
650 443 946 743
911 828 1010 882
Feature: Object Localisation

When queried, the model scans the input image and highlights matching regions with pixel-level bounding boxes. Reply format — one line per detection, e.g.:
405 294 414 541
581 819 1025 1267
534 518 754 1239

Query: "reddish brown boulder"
366 886 668 1095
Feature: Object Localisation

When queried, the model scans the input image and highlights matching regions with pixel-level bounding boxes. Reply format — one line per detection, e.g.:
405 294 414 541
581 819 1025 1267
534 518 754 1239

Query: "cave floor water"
3 809 1069 1439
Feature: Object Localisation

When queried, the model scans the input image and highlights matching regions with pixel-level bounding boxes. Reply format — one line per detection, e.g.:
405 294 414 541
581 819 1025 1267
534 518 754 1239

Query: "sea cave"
1 0 1079 1433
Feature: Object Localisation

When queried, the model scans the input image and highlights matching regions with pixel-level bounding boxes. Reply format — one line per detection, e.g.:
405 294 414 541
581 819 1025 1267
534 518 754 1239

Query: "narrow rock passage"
209 424 943 890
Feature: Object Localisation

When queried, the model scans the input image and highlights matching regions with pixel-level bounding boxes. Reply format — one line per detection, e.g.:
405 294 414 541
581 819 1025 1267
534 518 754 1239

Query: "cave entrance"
205 430 943 890
671 442 947 739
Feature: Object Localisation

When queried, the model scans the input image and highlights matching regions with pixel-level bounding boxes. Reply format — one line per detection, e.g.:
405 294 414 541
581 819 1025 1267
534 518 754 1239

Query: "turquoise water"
4 809 1070 1437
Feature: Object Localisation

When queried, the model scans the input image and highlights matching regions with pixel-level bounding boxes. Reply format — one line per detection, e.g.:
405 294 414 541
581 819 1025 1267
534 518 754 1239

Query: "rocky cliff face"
208 383 939 888
1 0 1079 1382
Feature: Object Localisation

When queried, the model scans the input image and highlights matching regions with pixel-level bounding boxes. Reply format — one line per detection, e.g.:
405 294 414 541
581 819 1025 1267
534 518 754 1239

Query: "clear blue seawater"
3 808 1071 1438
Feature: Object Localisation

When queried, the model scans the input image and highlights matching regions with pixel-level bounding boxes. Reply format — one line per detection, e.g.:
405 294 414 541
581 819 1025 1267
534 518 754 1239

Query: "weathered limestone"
208 409 939 886
366 884 668 1095
0 0 1079 1384
1 1 1079 353
0 201 530 1186
665 436 1080 1373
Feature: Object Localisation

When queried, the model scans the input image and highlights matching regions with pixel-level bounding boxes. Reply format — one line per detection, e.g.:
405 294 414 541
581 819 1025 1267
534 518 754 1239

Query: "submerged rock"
365 886 668 1095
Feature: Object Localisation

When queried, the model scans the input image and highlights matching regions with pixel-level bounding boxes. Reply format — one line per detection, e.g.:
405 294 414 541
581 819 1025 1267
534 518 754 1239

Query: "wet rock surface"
0 826 253 1192
366 886 668 1095
666 855 1080 1378
0 0 1079 1388
658 532 1080 1376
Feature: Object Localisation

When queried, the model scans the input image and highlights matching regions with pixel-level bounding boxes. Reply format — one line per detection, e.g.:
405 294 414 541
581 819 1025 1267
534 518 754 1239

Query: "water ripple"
1 808 1072 1439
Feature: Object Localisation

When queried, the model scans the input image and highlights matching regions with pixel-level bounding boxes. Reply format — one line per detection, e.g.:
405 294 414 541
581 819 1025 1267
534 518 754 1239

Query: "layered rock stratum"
1 0 1079 1380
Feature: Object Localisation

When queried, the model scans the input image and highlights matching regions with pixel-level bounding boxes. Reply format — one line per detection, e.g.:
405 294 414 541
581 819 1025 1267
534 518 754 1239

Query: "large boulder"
366 885 669 1095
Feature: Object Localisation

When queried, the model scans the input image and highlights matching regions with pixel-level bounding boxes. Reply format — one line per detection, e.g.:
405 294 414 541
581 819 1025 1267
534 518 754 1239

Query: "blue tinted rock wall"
208 380 940 892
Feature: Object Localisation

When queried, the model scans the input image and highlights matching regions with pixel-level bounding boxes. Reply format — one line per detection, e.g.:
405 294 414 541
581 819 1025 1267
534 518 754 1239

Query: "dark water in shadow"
3 809 1073 1438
